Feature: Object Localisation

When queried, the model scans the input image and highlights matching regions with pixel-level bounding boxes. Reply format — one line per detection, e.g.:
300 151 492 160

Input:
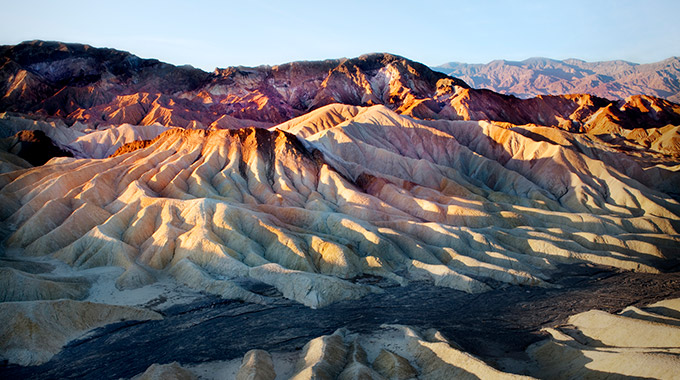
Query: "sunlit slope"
2 105 679 309
529 297 680 379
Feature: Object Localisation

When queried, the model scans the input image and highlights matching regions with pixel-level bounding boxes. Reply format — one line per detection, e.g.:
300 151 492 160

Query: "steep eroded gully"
2 264 680 379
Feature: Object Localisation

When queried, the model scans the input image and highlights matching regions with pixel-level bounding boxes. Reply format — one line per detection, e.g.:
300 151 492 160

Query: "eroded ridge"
529 298 680 379
1 105 679 310
139 325 535 380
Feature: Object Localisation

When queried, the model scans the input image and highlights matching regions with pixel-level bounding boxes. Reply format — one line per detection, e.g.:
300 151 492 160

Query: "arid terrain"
1 41 680 379
435 57 680 103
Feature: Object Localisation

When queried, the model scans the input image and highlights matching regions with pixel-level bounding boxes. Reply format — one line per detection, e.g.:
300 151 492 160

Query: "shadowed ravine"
2 264 679 380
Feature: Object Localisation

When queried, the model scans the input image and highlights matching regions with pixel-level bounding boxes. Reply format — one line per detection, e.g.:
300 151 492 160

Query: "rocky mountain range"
3 41 680 161
1 40 680 379
0 40 466 128
435 57 680 103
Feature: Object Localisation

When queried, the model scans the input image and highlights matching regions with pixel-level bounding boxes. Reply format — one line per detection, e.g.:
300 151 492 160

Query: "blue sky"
1 0 678 71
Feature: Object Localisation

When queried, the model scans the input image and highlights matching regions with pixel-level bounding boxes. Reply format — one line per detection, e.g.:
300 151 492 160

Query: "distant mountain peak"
434 57 680 102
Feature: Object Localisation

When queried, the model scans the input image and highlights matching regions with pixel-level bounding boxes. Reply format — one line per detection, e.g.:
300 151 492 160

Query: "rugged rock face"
0 41 209 119
3 41 679 157
435 56 680 103
0 40 465 128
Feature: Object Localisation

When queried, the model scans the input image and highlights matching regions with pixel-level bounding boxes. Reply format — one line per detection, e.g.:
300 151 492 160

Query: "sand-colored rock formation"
291 329 350 379
0 137 32 174
68 123 169 159
1 105 678 310
402 326 533 379
0 299 162 366
528 297 680 379
217 325 532 379
236 349 276 380
0 266 89 301
337 340 386 380
0 112 88 139
372 348 417 379
0 113 166 159
133 362 197 380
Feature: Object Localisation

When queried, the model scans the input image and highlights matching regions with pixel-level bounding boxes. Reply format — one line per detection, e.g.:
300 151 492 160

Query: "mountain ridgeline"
2 41 679 138
434 57 680 103
0 40 465 127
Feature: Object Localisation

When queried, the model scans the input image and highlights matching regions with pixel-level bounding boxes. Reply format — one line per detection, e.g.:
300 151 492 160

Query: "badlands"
0 41 680 379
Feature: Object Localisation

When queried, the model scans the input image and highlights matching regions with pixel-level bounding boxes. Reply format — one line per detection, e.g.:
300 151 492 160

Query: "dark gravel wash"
2 264 680 380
